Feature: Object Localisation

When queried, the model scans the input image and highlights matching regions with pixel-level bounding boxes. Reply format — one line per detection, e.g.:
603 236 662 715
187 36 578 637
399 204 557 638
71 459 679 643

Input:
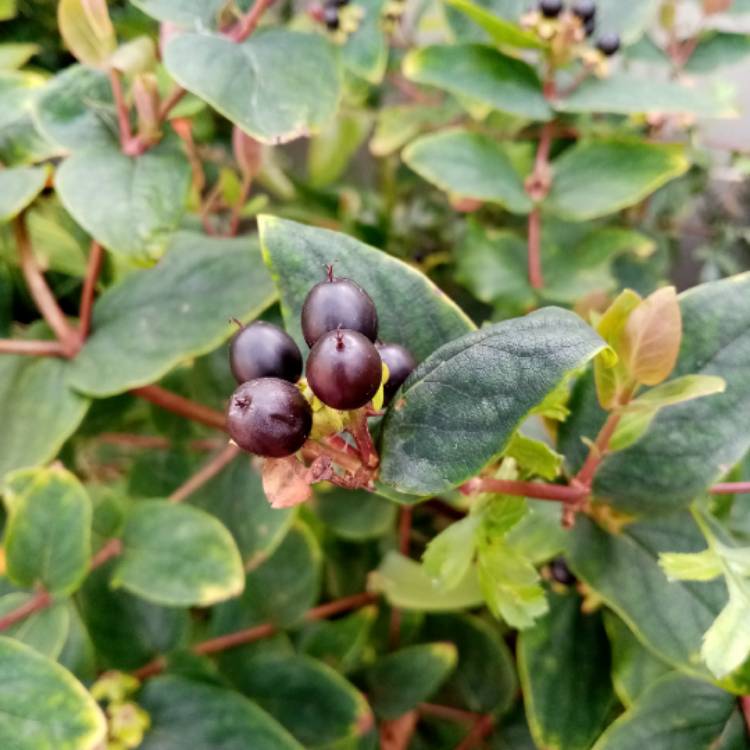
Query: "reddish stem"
455 714 494 750
131 385 227 431
98 433 220 451
349 409 379 468
711 482 750 495
463 478 586 504
228 171 253 236
228 0 276 42
399 506 412 555
158 86 187 122
575 410 622 488
109 68 133 151
741 696 750 736
78 241 103 340
418 704 482 724
0 339 67 357
0 591 52 631
527 207 543 290
90 538 123 568
304 439 363 475
525 121 553 290
169 444 241 503
14 216 79 356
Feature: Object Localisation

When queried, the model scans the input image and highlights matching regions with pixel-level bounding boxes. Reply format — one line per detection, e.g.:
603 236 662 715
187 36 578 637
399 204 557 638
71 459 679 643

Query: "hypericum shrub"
0 0 749 748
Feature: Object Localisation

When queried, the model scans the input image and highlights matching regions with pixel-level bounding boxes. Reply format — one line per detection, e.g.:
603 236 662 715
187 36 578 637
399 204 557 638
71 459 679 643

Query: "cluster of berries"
322 0 348 31
226 267 416 460
538 0 620 55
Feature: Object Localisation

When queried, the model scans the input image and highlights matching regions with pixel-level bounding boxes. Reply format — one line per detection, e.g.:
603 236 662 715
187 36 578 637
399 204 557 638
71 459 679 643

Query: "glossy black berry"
597 32 620 56
327 0 350 7
376 342 416 405
538 0 563 18
227 378 312 458
230 321 303 385
572 0 596 22
549 557 577 586
301 269 378 347
584 16 595 36
306 329 382 410
323 5 340 29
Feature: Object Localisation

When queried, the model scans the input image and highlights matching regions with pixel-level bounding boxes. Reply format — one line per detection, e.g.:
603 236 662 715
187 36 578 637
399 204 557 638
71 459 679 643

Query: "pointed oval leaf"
164 30 340 145
258 215 474 361
313 486 396 541
58 0 116 66
442 0 546 49
403 44 551 121
341 0 388 83
3 466 91 596
0 595 69 659
130 0 225 25
402 129 532 214
0 636 106 750
0 165 47 222
69 232 276 397
379 307 607 495
112 500 244 607
55 139 190 259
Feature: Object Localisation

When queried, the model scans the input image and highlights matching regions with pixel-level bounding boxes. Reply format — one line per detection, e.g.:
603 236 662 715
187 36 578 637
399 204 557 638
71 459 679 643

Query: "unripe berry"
376 342 416 405
227 378 312 457
230 321 303 385
306 329 382 410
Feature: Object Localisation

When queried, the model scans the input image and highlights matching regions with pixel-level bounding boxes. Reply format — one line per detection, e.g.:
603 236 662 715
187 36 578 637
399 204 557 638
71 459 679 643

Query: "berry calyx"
572 0 596 22
227 378 312 458
376 342 416 405
323 5 340 29
301 270 378 347
597 32 620 56
538 0 563 18
306 329 382 410
230 321 303 385
549 557 577 586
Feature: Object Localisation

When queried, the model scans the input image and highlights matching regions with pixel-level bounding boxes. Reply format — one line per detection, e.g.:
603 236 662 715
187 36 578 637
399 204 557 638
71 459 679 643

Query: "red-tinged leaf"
262 456 313 509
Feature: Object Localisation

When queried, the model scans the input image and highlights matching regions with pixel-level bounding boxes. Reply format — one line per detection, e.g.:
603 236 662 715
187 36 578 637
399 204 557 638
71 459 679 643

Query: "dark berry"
327 0 349 7
538 0 563 18
301 268 378 347
323 5 340 29
306 329 382 410
227 378 312 458
584 16 595 36
376 342 416 405
597 32 620 56
572 0 595 21
230 321 302 385
549 557 577 586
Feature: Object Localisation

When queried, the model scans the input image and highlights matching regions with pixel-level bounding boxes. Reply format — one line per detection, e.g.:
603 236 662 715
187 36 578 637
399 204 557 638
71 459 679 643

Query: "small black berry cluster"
226 266 416 461
322 0 348 31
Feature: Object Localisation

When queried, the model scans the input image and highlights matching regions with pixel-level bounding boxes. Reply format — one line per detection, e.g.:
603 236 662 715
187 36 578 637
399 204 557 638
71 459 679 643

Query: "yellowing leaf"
621 286 682 386
58 0 116 66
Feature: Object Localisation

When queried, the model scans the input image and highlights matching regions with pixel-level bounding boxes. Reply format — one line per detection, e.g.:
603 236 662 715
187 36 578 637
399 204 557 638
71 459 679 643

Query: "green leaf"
379 307 607 495
307 110 371 188
0 345 89 479
313 485 396 541
58 0 116 67
596 273 750 513
112 500 244 607
0 166 47 222
403 44 550 121
211 524 321 633
70 231 276 397
366 643 458 719
603 612 671 708
519 591 616 750
423 515 480 591
423 614 517 714
130 0 225 25
0 42 39 70
556 73 734 117
611 375 726 452
258 215 474 361
34 65 115 150
225 653 373 748
370 551 484 611
0 636 106 750
164 30 340 145
547 140 689 222
402 129 532 213
504 432 562 480
591 674 739 750
0 595 69 659
190 455 294 569
702 575 750 680
370 102 460 157
442 0 545 49
3 466 91 596
659 548 723 582
55 139 190 259
684 32 750 74
342 0 388 83
139 676 303 750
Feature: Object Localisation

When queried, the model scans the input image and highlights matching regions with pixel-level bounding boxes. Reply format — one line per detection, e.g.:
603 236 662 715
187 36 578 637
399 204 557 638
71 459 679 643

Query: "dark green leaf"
379 307 607 495
685 33 750 74
342 0 388 83
0 165 47 222
403 44 550 121
402 129 532 213
370 102 460 157
313 485 396 541
3 466 91 595
518 591 616 750
139 676 303 750
70 231 276 397
164 30 340 144
366 643 458 719
258 215 474 361
112 500 244 607
55 139 190 259
130 0 225 25
0 636 106 750
0 595 69 659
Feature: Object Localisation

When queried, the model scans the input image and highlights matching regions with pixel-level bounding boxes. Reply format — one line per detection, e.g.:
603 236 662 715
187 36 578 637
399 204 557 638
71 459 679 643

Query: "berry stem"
109 68 134 153
169 444 241 503
78 241 104 341
303 439 363 475
0 339 68 357
228 0 277 42
14 215 80 357
131 385 227 431
349 409 379 468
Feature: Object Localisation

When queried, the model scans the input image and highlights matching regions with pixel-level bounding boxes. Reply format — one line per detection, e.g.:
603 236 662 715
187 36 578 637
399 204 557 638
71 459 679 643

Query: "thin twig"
0 339 67 357
740 696 750 736
228 0 276 42
418 704 482 724
78 241 104 340
525 121 554 290
131 385 227 431
169 444 241 503
527 207 543 290
462 478 586 504
574 411 622 488
98 433 221 451
0 591 52 631
711 482 750 495
227 172 253 236
454 714 494 750
158 86 187 122
109 68 133 151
